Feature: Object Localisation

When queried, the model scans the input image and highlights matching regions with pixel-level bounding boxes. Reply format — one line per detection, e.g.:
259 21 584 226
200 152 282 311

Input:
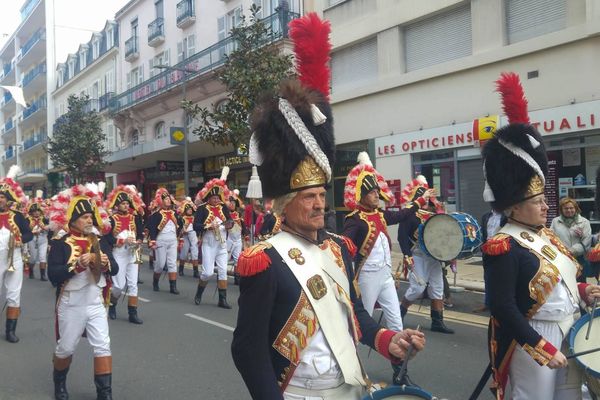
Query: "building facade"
108 0 302 202
312 0 600 238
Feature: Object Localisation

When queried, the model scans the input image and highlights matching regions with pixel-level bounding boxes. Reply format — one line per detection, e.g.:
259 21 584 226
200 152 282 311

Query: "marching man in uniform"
481 73 600 399
25 190 49 281
342 153 435 384
193 167 234 308
104 185 145 324
232 14 425 399
47 184 118 400
226 193 245 285
146 188 183 294
397 177 455 334
178 198 199 278
0 165 33 343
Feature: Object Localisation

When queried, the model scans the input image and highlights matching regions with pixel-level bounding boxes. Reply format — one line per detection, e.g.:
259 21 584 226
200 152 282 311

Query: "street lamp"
153 64 196 197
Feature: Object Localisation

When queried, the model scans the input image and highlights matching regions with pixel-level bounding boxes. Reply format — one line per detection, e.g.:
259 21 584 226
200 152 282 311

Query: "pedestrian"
550 197 592 282
25 191 49 281
104 185 145 324
193 166 234 308
177 198 199 278
473 208 507 313
481 72 600 399
226 193 246 286
0 165 33 343
397 176 455 334
146 188 183 294
47 183 118 400
343 152 433 384
232 13 425 398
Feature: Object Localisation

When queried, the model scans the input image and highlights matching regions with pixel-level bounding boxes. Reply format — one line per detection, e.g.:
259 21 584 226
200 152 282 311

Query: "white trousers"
358 266 403 331
0 249 23 307
27 234 48 264
179 230 199 260
227 238 242 264
403 250 444 302
509 319 581 400
154 232 178 274
201 232 227 281
55 285 111 358
111 247 138 298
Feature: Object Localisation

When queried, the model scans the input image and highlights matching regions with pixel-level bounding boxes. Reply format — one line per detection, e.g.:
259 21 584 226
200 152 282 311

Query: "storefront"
375 99 600 231
203 152 252 197
133 159 204 205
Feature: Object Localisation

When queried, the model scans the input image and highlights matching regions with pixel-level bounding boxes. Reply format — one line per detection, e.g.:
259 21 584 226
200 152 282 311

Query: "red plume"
495 72 529 125
289 13 332 99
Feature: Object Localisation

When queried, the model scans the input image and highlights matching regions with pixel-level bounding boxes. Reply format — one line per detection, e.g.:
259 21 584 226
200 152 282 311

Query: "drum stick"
396 325 420 385
585 297 598 340
567 346 600 359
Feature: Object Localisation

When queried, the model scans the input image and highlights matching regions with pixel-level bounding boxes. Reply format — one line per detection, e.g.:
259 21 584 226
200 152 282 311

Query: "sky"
0 0 126 62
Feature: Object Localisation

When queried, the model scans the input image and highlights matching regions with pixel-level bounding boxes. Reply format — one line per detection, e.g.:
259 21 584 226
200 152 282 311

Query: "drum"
568 308 600 397
363 385 435 399
418 212 482 262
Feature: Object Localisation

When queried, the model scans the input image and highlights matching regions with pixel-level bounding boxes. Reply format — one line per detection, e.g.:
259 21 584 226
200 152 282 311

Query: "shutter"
506 0 566 44
149 58 155 77
164 49 170 65
187 34 195 56
331 37 377 93
138 65 144 83
126 71 131 90
217 16 226 40
458 159 487 224
404 4 472 72
177 41 185 62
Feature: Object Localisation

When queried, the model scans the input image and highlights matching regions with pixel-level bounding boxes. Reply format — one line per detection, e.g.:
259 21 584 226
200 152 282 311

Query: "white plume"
220 166 230 181
233 189 240 196
357 151 372 167
416 175 428 185
7 165 21 180
85 182 99 194
97 182 106 194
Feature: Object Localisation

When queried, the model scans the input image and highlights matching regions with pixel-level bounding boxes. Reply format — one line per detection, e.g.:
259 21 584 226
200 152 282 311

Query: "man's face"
283 187 326 235
0 194 8 210
208 195 220 207
360 189 380 210
227 201 235 211
185 207 193 216
71 213 94 234
32 210 41 218
162 196 172 208
118 201 130 213
512 195 548 227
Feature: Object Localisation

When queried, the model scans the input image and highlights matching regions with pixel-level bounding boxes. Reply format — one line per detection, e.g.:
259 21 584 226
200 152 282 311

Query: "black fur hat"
482 73 548 211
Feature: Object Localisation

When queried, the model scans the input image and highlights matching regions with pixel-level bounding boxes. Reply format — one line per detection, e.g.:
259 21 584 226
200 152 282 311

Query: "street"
0 264 493 400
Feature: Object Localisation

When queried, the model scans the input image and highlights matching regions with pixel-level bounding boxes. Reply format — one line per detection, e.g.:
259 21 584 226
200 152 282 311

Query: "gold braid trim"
522 339 555 366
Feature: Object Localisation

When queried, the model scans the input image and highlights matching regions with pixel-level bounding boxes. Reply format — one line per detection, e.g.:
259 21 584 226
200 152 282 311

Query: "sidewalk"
391 252 485 292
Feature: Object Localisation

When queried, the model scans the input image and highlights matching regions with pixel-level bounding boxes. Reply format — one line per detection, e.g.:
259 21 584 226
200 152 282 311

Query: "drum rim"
419 212 478 262
367 384 433 399
568 308 600 378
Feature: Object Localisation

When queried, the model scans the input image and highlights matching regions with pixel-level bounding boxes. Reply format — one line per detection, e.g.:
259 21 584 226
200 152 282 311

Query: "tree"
184 4 295 150
48 94 109 184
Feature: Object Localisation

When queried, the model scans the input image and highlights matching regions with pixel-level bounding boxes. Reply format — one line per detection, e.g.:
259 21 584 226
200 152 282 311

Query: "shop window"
155 121 166 139
413 151 455 208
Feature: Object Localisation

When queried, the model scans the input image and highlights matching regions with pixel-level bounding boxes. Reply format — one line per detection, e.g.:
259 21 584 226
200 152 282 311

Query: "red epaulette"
589 244 600 262
481 233 511 256
237 242 273 277
340 235 357 258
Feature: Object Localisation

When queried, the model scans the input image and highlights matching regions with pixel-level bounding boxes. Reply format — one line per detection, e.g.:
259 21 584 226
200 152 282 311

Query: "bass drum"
363 385 435 399
418 212 482 262
568 308 600 397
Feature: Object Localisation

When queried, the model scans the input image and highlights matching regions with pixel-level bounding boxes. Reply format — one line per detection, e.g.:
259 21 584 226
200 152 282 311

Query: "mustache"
310 211 325 218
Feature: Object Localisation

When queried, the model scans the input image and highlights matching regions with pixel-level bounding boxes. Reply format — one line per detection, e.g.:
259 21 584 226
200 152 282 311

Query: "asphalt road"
0 264 493 400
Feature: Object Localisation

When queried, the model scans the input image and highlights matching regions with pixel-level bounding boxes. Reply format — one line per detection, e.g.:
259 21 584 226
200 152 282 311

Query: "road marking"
406 308 488 328
138 297 150 303
184 313 235 332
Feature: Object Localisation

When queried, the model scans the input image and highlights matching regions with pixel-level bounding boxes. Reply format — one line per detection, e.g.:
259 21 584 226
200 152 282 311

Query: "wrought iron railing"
20 29 45 58
23 96 46 119
148 18 165 43
22 62 46 86
125 36 138 58
99 92 114 111
23 132 47 150
4 118 14 133
110 10 298 114
176 0 194 24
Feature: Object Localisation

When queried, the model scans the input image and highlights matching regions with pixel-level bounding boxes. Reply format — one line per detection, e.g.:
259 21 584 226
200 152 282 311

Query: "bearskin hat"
105 185 145 215
482 72 547 211
249 13 335 199
48 184 111 234
344 152 393 210
197 166 231 203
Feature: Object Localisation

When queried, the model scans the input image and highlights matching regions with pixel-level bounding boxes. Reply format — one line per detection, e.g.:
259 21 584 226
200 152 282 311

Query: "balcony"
148 18 165 47
3 118 15 135
176 0 195 29
19 168 46 183
124 37 139 62
23 96 46 120
83 99 100 113
111 10 299 114
0 62 15 85
23 132 47 150
5 148 14 160
22 62 46 86
17 28 45 66
99 92 115 112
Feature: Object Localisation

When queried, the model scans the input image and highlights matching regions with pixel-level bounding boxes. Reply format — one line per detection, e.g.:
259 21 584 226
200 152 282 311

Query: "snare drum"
418 212 482 262
363 385 434 399
569 308 600 397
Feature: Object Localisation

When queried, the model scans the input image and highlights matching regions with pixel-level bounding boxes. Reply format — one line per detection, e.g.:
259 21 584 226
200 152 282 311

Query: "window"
331 37 377 93
79 49 87 69
92 39 100 59
155 0 164 19
68 59 75 78
505 0 566 44
253 0 301 17
155 121 166 139
126 66 144 89
177 34 195 62
404 4 472 72
149 50 170 77
131 129 139 146
106 123 116 151
218 6 243 41
106 27 115 48
105 69 115 93
131 18 138 38
57 67 64 87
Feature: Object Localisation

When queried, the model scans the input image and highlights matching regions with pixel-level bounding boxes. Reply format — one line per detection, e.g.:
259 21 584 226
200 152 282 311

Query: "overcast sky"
0 0 126 63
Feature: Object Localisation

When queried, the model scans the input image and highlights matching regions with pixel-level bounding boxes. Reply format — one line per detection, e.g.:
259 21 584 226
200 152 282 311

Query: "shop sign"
156 160 203 173
205 153 250 173
375 99 600 158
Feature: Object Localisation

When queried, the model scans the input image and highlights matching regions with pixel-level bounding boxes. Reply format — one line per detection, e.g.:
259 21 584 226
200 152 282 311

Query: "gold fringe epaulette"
482 233 511 256
237 242 273 277
345 210 359 219
327 232 358 258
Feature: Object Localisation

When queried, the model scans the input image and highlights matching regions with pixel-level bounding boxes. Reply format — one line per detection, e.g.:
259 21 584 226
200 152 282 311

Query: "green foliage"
184 4 295 148
48 94 109 184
